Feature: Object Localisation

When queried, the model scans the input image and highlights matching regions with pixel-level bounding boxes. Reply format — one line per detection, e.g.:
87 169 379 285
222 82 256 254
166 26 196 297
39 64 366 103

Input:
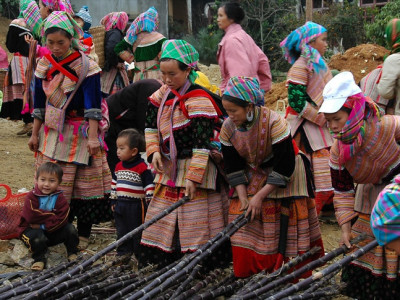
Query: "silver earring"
246 110 254 122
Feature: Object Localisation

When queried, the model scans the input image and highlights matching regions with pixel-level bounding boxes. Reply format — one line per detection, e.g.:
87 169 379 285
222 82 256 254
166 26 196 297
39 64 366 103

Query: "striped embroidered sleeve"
298 102 326 127
393 115 400 141
186 149 210 183
331 166 357 226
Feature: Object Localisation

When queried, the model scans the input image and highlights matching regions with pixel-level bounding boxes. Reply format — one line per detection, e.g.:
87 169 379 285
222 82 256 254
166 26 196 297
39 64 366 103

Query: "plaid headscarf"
160 39 199 82
125 6 159 45
385 18 400 54
371 174 400 246
101 12 129 32
44 11 88 52
280 21 327 74
333 92 380 165
42 0 74 15
223 76 264 106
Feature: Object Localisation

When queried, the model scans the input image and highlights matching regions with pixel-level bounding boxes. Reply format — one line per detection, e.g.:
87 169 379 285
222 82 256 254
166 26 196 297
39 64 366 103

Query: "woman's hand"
152 152 164 173
239 196 249 211
119 50 134 64
28 134 39 152
340 221 352 249
245 193 263 222
185 179 197 200
87 139 100 155
24 34 35 44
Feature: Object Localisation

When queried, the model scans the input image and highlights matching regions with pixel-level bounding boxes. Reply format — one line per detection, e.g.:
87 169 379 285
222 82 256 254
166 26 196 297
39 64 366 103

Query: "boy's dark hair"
36 162 63 183
118 128 146 152
222 2 245 24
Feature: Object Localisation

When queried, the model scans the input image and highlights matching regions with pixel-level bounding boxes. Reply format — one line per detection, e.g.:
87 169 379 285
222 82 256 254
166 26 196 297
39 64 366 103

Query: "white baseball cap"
319 71 362 113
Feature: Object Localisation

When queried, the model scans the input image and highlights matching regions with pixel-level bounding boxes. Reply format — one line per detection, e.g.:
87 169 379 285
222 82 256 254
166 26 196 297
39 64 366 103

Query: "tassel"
59 133 64 142
21 103 30 114
167 180 176 188
44 126 49 134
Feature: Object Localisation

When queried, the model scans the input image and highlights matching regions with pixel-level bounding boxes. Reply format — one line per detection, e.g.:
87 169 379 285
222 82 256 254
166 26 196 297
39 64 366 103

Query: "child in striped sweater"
111 129 154 258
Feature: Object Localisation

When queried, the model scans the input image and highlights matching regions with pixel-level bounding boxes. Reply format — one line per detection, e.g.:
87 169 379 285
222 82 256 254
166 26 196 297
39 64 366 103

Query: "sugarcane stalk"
42 257 124 298
283 285 343 300
291 268 340 297
169 263 203 298
235 246 322 297
173 268 222 300
233 234 367 300
191 274 242 300
129 214 248 300
266 239 378 300
23 196 190 300
191 272 235 300
107 261 177 300
0 260 74 296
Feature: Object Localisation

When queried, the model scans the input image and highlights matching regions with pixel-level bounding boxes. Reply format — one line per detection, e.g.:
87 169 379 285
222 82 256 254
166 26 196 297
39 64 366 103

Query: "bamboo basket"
0 69 6 93
90 26 105 68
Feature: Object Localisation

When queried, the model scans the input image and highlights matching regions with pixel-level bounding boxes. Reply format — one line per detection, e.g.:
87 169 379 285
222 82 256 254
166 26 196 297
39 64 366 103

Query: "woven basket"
0 69 6 93
90 26 105 68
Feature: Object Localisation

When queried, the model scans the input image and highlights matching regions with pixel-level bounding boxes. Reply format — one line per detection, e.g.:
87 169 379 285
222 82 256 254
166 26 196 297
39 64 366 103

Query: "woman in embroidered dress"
100 12 130 97
20 0 74 44
27 11 112 250
141 39 229 268
114 6 166 83
1 16 33 136
377 18 400 115
220 76 323 278
280 21 334 215
217 2 271 95
320 71 400 299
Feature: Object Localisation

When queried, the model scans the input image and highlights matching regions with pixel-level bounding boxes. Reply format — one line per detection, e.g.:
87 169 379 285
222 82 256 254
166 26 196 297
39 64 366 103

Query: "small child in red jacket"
19 162 79 271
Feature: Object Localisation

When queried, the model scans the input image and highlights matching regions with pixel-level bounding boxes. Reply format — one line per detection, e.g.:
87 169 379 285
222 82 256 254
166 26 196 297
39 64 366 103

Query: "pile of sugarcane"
0 195 378 299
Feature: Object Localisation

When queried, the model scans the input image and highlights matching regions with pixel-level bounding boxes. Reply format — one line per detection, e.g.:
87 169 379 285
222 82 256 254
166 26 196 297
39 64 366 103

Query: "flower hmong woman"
115 6 166 83
280 21 334 215
100 12 130 97
28 11 112 250
320 71 400 299
220 76 324 277
141 39 229 268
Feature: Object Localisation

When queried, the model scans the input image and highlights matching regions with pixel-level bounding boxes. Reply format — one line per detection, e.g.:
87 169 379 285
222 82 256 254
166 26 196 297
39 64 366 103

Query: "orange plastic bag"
0 184 27 240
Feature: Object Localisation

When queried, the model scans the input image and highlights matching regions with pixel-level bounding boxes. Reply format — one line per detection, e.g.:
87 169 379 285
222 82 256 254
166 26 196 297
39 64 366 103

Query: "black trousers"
114 200 147 256
21 223 79 262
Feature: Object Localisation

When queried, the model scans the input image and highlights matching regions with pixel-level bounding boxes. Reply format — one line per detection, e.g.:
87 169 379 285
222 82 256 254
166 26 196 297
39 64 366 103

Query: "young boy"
18 162 79 271
112 129 154 258
371 174 400 254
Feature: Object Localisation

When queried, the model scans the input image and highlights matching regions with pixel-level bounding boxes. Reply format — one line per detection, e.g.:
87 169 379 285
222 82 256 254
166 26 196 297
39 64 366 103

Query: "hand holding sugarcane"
185 179 196 199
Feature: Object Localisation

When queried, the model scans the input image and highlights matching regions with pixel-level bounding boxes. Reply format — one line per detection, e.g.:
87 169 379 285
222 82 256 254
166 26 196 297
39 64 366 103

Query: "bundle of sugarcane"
233 234 367 300
20 196 190 300
107 261 179 300
266 239 378 300
127 213 248 300
191 271 237 300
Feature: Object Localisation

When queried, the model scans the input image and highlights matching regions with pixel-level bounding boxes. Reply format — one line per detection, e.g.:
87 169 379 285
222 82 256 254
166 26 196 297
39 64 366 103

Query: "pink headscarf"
100 12 129 32
0 46 8 69
41 0 74 15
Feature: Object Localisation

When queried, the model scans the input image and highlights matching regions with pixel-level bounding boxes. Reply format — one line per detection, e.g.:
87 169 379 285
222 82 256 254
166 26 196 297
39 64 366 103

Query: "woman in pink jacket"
217 2 272 97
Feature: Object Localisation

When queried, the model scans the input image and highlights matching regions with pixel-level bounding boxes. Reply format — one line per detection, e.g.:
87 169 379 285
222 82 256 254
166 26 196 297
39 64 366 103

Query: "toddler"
18 162 79 271
112 129 154 258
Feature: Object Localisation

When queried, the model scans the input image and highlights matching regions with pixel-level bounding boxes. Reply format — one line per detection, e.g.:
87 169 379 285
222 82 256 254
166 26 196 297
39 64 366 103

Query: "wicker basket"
0 69 7 93
90 26 105 68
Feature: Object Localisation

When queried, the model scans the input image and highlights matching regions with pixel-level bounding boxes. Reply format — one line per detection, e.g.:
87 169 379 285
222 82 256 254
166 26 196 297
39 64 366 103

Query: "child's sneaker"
31 261 45 271
68 254 78 262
